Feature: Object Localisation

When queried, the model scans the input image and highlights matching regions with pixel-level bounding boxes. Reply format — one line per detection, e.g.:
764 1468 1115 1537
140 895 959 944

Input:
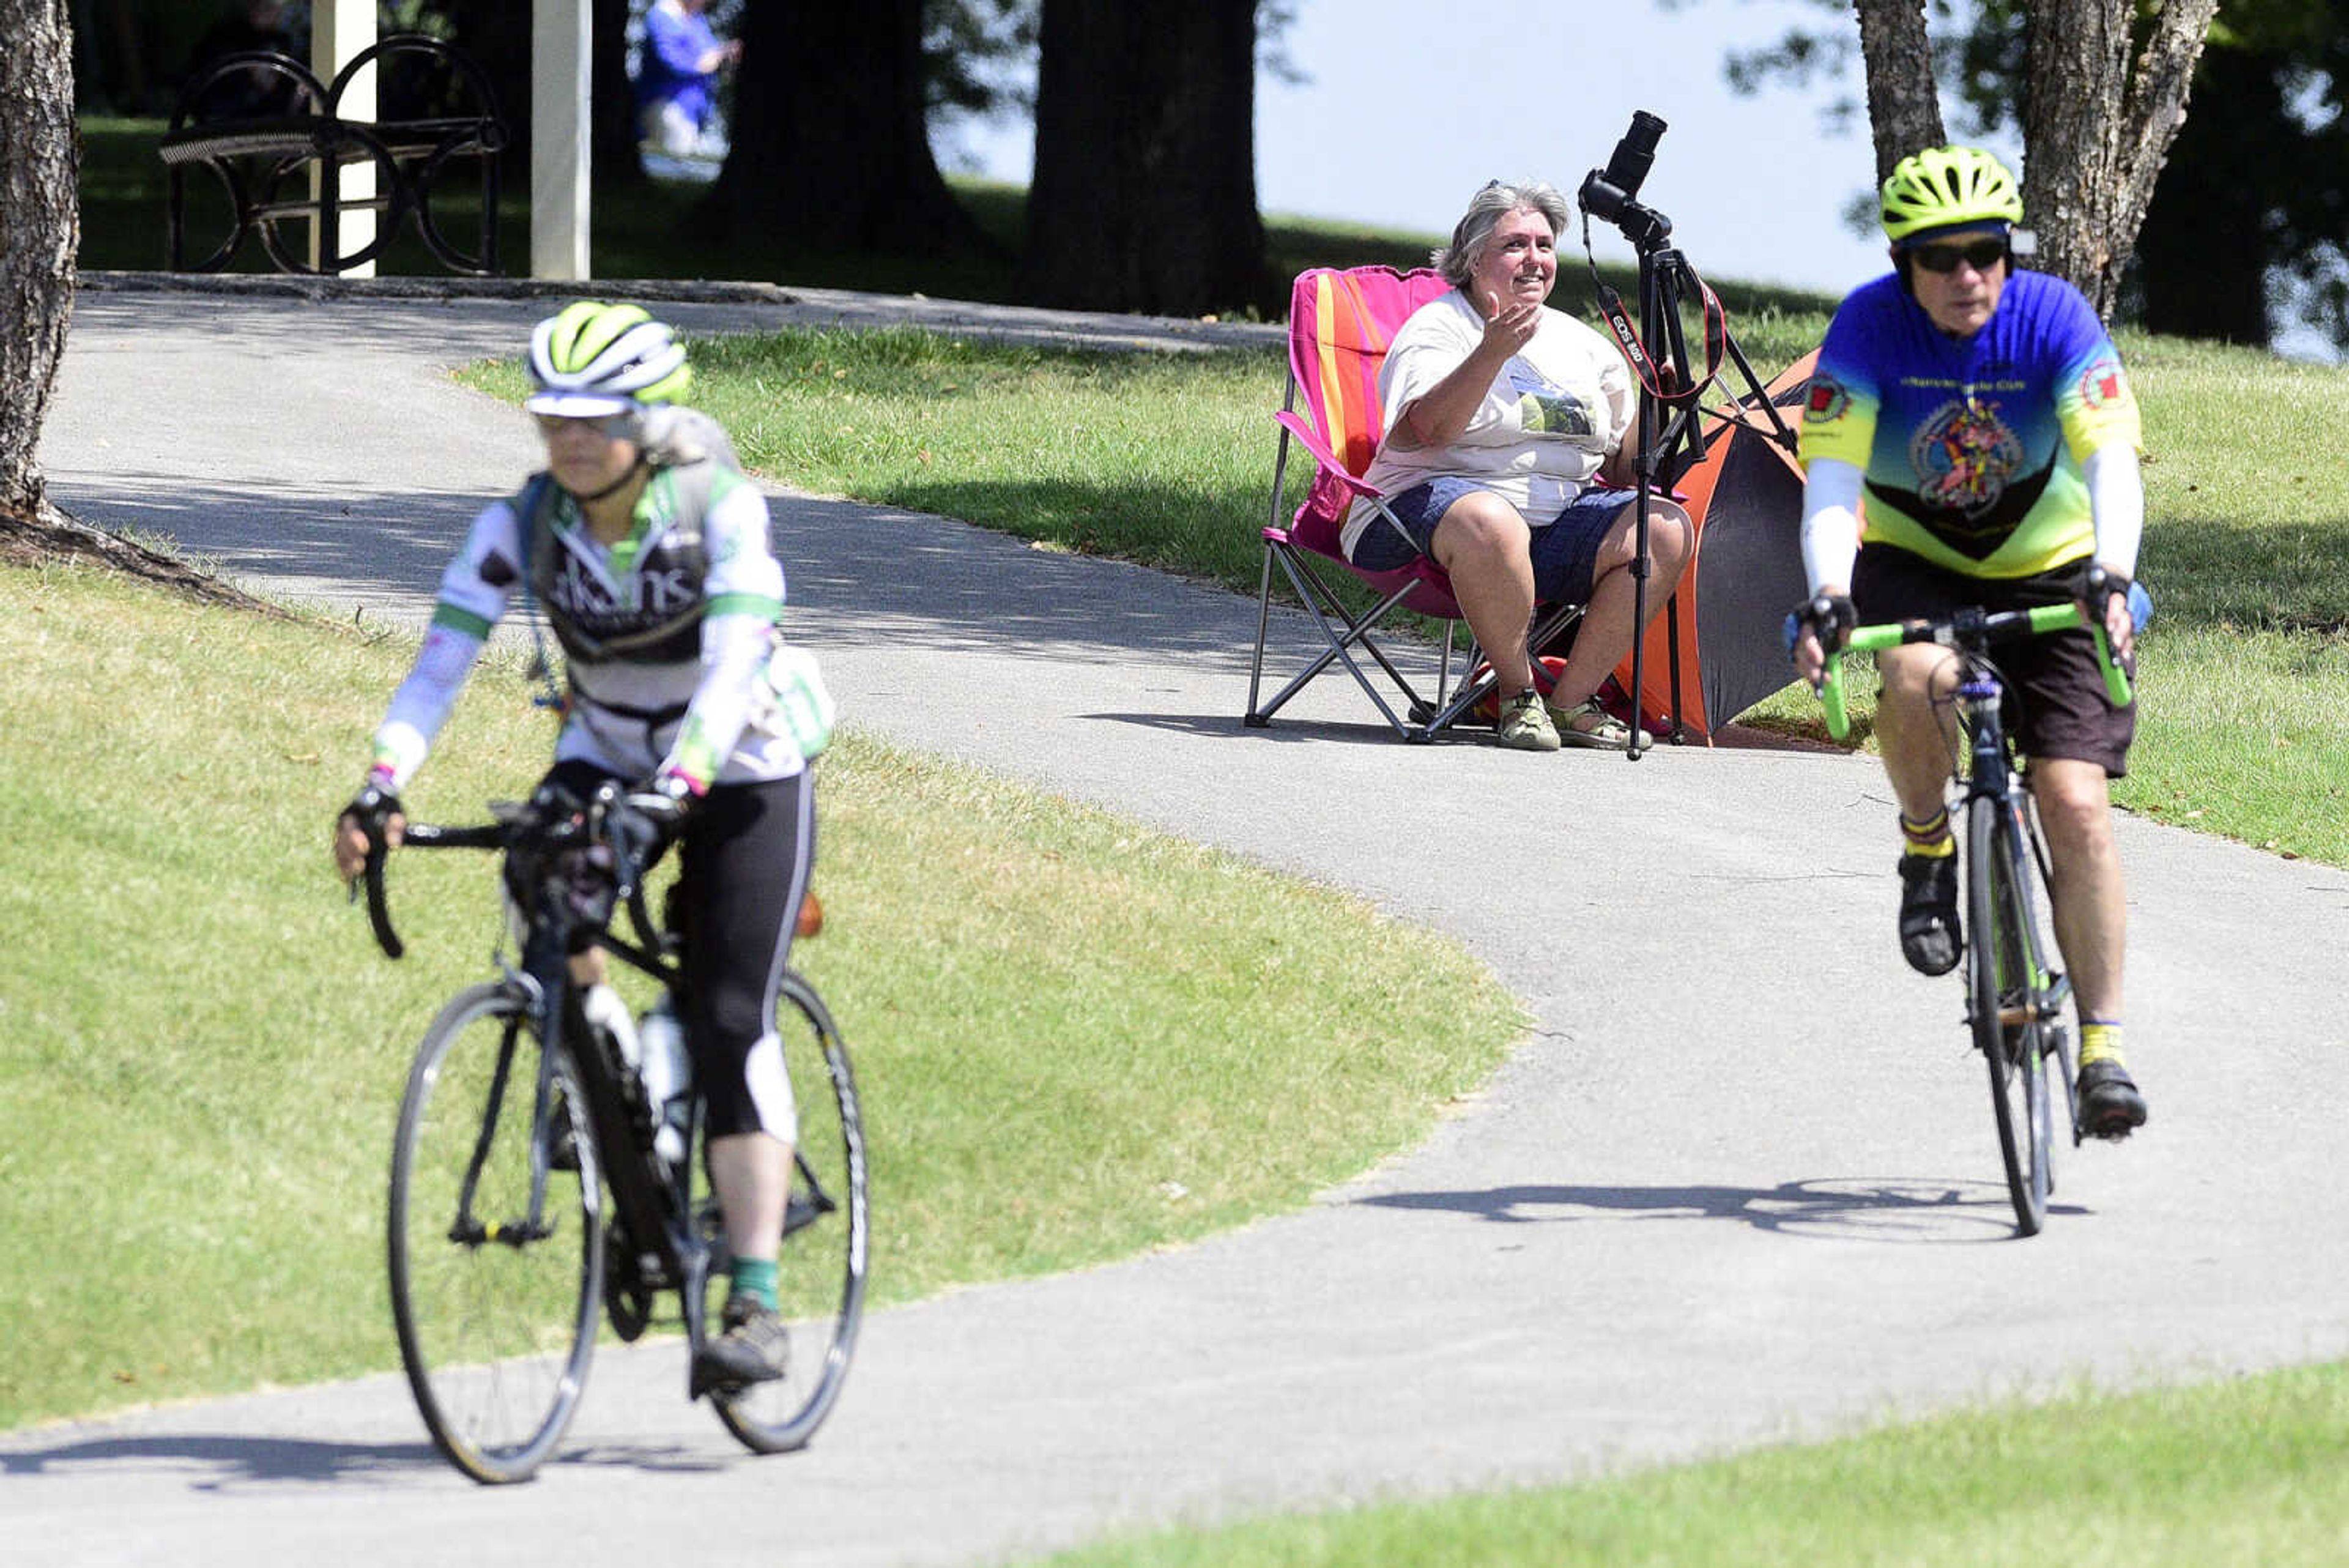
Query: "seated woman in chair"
1346 179 1692 751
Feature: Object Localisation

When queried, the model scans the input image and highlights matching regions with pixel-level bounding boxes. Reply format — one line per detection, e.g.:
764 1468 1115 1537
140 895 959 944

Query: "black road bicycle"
353 779 868 1483
1821 601 2134 1236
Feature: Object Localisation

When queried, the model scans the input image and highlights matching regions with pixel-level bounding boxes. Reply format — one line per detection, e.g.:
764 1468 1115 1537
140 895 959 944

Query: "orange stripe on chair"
1311 274 1344 463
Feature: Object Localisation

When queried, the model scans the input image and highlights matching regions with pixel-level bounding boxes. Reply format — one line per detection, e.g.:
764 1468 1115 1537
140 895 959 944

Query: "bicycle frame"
363 789 726 1376
1949 659 2073 1047
1821 596 2129 1061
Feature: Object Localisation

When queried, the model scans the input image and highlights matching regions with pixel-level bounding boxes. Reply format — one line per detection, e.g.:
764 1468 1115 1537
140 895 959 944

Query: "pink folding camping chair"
1242 265 1586 741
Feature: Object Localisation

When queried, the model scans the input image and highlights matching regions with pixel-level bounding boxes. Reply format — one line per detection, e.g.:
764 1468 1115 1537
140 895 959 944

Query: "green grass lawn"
1037 1362 2349 1567
0 562 1522 1430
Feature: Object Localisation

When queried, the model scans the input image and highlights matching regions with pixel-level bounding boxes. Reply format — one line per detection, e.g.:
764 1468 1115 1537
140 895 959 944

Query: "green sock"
729 1256 779 1312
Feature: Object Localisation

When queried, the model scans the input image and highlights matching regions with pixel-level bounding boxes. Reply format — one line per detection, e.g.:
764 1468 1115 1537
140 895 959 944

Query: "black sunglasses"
1907 237 2008 275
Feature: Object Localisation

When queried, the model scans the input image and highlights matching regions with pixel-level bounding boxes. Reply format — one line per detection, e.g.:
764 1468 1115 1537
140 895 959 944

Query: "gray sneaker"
691 1293 790 1397
1494 688 1562 752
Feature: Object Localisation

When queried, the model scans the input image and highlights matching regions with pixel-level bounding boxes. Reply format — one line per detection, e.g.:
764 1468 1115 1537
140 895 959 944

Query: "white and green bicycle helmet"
1879 145 2024 245
525 300 692 417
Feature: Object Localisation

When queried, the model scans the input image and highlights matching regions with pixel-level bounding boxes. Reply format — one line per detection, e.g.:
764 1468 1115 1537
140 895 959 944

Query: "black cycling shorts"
1851 547 2136 778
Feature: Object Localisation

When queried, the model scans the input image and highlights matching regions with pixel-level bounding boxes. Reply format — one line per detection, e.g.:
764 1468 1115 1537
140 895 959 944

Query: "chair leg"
1248 542 1443 738
1244 545 1279 726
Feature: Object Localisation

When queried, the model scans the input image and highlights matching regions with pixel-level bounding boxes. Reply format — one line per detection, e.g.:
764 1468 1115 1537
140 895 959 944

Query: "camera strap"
1584 238 1729 410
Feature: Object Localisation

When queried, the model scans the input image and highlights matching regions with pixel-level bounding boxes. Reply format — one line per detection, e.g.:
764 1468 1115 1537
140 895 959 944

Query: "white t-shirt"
1345 289 1635 558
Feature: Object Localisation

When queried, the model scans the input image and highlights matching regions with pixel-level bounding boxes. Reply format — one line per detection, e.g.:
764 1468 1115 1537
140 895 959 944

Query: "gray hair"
1431 180 1573 291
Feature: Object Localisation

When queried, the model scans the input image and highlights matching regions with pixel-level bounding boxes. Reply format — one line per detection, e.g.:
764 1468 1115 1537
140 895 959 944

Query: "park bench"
161 34 507 277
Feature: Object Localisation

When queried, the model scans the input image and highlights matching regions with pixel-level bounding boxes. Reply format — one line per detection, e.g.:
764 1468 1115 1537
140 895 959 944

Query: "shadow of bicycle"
0 1424 740 1487
1354 1176 2084 1243
0 1432 436 1487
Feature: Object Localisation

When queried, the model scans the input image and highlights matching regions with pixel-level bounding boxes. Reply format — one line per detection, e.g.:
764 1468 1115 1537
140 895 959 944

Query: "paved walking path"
10 281 2348 1566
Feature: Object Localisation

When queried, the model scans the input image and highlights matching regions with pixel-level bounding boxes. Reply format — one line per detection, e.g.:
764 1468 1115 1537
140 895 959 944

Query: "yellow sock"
2079 1021 2126 1069
1901 809 1954 858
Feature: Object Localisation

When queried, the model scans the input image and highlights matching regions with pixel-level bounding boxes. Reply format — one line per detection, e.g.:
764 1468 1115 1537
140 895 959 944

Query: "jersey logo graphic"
1516 389 1595 437
1803 377 1849 423
545 554 699 630
2079 357 2128 411
1909 398 2024 518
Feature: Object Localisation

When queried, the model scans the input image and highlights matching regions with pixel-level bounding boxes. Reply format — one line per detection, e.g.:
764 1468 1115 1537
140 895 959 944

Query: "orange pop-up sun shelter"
1596 349 1819 742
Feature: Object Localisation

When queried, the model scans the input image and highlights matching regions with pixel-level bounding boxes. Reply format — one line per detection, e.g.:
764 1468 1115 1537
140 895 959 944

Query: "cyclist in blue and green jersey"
1786 146 2149 1137
333 302 832 1386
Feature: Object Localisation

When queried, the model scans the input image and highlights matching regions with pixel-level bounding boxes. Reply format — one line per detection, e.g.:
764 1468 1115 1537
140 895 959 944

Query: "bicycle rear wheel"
713 972 869 1454
1967 797 2054 1235
388 981 605 1483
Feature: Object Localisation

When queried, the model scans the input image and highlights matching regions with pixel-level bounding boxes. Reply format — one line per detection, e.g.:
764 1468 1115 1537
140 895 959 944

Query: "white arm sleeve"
1798 456 1865 596
371 624 486 789
366 499 518 790
658 609 775 786
2082 444 2144 579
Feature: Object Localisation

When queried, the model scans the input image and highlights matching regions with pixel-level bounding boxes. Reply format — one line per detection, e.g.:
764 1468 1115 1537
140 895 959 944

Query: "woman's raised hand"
1480 289 1540 357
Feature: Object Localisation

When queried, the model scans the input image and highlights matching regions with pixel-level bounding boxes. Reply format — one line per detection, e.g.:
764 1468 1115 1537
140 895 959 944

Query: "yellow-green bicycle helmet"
525 300 692 417
1879 146 2024 244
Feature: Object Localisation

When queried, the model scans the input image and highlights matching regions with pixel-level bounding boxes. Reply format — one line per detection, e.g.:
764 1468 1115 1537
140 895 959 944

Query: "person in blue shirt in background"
635 0 741 159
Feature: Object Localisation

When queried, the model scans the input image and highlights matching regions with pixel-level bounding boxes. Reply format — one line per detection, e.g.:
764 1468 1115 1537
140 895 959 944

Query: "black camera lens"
1603 110 1667 204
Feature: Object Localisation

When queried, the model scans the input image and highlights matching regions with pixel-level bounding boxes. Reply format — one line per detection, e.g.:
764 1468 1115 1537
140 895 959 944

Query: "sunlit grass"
0 562 1521 1429
1036 1362 2349 1567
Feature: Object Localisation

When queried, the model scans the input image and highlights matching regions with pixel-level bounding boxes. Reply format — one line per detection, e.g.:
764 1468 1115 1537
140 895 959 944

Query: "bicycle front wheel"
713 972 870 1454
1967 797 2054 1235
388 981 606 1484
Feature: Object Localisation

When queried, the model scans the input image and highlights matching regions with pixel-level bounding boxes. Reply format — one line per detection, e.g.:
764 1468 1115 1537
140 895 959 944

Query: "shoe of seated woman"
1494 689 1562 752
1547 695 1648 749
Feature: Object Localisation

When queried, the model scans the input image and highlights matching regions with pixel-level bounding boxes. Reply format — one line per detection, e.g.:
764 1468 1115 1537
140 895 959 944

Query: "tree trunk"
707 0 990 253
1853 0 1946 179
0 0 277 604
1022 0 1266 316
2019 0 2220 318
1 0 78 527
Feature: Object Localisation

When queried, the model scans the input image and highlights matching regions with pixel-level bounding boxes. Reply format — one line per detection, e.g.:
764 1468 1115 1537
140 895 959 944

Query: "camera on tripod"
1579 110 1668 231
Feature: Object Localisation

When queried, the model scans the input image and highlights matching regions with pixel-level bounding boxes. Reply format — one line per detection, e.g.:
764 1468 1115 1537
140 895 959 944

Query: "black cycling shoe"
1897 852 1963 976
691 1294 790 1398
2077 1059 2149 1139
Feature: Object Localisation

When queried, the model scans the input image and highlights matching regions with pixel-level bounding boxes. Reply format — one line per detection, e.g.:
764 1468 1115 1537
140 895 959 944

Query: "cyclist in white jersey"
333 302 828 1389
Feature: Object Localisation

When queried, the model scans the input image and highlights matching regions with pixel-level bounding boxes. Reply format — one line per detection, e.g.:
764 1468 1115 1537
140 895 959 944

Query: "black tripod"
1577 113 1800 757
